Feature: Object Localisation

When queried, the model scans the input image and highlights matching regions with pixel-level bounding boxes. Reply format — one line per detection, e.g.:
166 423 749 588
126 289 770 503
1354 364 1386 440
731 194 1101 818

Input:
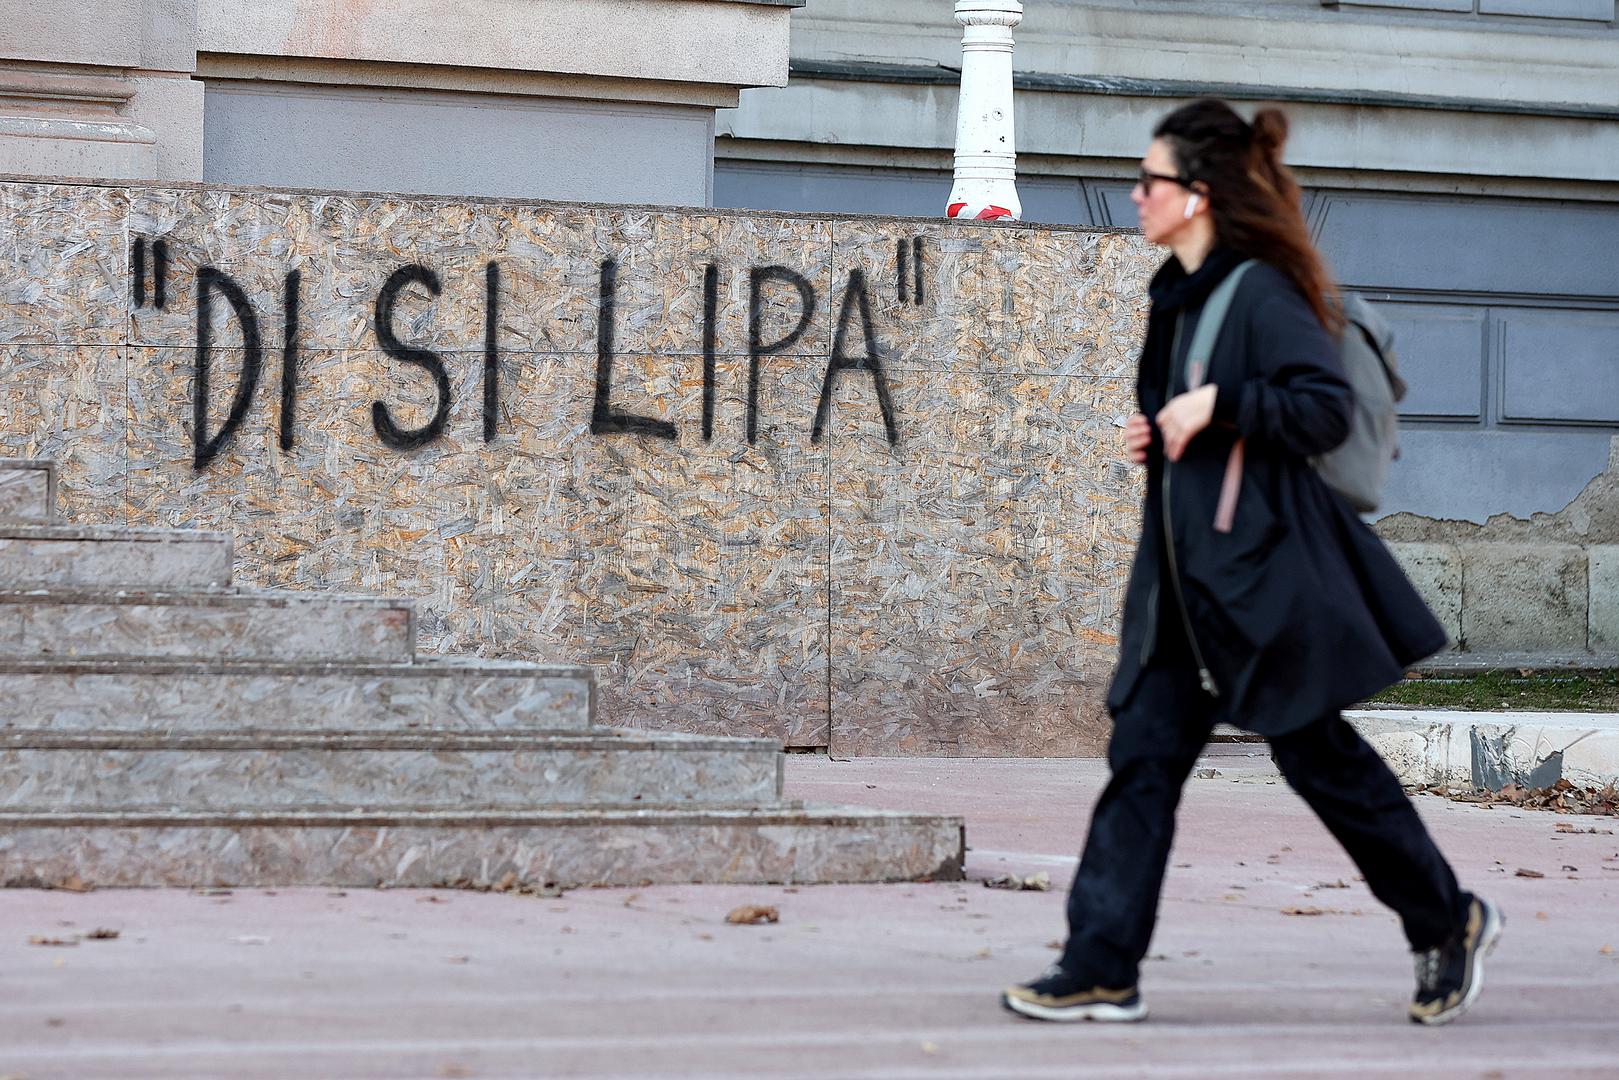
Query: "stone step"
0 588 414 663
1348 709 1619 793
0 804 965 888
0 656 596 733
0 730 783 812
0 525 233 590
0 459 55 521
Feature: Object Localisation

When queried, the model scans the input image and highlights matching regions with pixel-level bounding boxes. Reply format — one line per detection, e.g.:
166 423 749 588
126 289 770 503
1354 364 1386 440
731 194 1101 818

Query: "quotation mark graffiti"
132 237 169 310
895 237 925 307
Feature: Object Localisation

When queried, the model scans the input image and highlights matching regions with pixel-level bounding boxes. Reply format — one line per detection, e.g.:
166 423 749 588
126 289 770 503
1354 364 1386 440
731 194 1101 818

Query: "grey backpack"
1187 263 1405 513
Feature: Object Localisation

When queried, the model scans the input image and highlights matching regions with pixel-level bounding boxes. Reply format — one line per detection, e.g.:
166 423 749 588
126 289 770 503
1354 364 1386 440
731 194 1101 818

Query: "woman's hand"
1125 413 1153 465
1155 385 1218 462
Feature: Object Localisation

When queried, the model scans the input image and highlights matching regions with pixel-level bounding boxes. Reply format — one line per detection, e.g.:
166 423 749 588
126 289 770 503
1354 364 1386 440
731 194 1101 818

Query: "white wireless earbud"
1183 194 1201 220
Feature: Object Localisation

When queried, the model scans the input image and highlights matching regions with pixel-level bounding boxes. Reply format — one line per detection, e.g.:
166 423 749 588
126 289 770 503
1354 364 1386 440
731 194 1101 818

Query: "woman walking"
1001 99 1500 1027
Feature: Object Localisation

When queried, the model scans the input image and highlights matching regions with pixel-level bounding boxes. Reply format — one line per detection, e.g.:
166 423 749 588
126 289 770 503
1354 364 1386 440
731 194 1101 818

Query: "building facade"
0 0 801 206
716 0 1619 525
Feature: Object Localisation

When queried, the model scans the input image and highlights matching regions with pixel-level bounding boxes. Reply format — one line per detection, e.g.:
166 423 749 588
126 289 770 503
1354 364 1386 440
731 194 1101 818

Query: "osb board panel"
0 179 1157 754
0 345 129 513
826 220 1152 377
829 371 1140 757
0 183 128 347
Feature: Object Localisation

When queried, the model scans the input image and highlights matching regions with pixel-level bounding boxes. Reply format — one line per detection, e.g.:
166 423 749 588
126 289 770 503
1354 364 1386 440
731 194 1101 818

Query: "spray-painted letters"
130 238 917 470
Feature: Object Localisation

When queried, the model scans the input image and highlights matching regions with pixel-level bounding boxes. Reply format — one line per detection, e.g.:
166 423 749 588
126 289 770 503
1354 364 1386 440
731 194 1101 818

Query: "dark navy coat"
1106 248 1447 735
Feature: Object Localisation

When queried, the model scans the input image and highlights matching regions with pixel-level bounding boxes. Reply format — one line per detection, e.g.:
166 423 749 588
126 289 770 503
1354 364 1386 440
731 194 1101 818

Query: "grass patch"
1363 669 1619 712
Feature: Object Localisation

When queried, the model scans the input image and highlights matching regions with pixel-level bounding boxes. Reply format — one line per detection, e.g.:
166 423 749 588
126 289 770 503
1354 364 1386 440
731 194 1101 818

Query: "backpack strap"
1184 260 1257 391
1183 261 1255 534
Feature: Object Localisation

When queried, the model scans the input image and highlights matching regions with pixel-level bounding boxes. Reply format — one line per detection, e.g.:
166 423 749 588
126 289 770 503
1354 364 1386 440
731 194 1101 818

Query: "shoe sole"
1414 899 1504 1027
1001 993 1149 1023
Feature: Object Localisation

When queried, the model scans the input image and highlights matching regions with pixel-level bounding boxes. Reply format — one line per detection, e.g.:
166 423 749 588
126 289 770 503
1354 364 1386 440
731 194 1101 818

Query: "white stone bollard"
947 0 1023 222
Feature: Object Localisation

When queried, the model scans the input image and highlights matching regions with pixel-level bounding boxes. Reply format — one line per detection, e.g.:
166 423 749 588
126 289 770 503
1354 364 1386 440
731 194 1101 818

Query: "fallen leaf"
975 947 992 959
920 1042 939 1055
27 935 77 947
983 872 1051 891
1536 911 1549 920
696 933 714 941
492 871 519 894
445 955 470 965
55 875 92 894
1515 868 1545 879
1044 939 1063 950
438 1066 472 1079
725 905 779 925
1562 865 1580 873
1193 768 1220 780
1601 945 1614 956
1314 880 1351 890
84 928 119 940
1281 907 1341 917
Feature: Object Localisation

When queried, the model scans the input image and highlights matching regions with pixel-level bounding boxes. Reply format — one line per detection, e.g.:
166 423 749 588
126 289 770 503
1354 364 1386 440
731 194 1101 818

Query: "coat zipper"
1162 313 1220 698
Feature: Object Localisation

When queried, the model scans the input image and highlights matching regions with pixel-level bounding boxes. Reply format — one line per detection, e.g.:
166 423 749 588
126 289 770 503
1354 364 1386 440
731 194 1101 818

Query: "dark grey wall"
716 158 1619 523
206 81 716 206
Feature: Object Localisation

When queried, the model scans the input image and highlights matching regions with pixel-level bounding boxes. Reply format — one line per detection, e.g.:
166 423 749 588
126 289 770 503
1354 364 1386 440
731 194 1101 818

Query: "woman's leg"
1268 713 1468 949
1059 661 1214 986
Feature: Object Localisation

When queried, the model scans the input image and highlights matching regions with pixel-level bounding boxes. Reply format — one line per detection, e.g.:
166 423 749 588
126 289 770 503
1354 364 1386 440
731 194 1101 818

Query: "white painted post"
947 0 1023 222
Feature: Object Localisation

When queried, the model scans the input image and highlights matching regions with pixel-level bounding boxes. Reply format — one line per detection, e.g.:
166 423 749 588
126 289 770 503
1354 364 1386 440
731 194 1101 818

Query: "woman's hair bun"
1250 109 1289 157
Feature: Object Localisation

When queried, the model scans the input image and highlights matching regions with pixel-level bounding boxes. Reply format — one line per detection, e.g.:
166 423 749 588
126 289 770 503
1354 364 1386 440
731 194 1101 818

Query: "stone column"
946 0 1022 222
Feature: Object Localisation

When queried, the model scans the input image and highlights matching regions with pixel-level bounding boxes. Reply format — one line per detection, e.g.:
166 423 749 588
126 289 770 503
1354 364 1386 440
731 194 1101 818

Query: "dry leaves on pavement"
1439 779 1619 816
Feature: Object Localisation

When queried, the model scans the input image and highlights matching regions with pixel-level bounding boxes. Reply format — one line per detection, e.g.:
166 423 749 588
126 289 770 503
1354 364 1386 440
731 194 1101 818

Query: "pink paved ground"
3 748 1617 1079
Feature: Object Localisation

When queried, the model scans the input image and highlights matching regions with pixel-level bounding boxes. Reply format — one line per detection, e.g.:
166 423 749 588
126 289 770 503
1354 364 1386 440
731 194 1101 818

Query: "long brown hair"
1154 99 1342 332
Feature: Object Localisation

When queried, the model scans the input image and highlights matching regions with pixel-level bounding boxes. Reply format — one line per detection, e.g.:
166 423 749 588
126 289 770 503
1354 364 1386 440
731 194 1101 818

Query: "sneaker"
1409 894 1503 1026
1001 964 1148 1023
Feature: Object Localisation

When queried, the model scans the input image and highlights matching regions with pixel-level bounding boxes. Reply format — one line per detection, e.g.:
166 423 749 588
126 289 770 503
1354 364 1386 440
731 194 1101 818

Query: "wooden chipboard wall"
0 179 1154 754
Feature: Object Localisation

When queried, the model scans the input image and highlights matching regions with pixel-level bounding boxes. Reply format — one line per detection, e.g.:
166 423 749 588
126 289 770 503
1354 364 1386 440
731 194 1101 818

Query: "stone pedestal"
0 1 204 181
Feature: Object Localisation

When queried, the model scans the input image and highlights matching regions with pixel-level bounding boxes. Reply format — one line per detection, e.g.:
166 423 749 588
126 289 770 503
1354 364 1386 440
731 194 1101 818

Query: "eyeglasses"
1136 167 1193 196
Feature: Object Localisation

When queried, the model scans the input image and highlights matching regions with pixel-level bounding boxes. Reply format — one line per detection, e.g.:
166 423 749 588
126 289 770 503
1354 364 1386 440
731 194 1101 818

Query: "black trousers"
1061 634 1468 988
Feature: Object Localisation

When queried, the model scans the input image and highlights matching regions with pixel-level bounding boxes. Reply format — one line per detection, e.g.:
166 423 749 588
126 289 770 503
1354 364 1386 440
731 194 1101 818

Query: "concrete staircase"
0 459 962 888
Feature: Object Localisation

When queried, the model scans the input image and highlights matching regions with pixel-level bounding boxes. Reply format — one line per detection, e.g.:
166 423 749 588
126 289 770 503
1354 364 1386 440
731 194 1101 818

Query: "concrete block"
1387 542 1461 649
1459 543 1587 654
0 657 596 733
0 731 783 812
0 590 414 664
0 460 54 521
0 525 232 590
0 803 965 888
1586 545 1619 653
1348 709 1619 791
